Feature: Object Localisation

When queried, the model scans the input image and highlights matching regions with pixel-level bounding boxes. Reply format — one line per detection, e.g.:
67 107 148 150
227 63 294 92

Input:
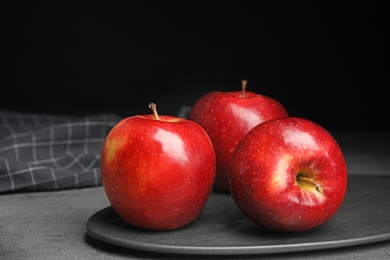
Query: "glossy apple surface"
189 81 288 193
101 104 216 231
228 117 348 233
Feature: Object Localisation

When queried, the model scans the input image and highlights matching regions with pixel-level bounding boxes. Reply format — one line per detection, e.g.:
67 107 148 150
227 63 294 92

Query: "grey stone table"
1 130 390 260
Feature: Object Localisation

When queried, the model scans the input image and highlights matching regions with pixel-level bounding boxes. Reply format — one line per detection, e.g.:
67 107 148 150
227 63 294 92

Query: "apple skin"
189 83 288 193
100 108 216 231
228 117 348 233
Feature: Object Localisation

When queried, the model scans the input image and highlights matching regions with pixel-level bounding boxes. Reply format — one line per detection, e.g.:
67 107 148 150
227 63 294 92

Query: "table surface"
2 129 390 260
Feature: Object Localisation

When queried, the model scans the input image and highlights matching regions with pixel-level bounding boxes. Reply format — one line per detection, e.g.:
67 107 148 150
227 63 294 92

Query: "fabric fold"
0 110 122 193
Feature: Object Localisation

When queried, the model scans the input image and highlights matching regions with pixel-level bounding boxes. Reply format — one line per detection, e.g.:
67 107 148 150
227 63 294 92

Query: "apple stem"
241 80 247 98
149 103 159 120
297 175 324 192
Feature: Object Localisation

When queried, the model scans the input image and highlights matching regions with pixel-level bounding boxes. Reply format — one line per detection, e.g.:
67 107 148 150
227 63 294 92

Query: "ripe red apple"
100 103 216 231
228 117 348 233
189 80 288 193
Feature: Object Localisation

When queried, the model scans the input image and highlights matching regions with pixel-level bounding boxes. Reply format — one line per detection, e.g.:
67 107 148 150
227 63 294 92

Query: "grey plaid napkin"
0 110 121 193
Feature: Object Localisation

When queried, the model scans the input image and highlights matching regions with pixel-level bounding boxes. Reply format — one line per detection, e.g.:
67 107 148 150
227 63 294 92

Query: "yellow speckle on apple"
104 136 127 163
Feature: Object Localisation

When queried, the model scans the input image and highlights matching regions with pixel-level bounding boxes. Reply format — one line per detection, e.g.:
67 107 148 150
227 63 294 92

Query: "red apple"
189 80 288 193
228 117 348 233
100 103 216 231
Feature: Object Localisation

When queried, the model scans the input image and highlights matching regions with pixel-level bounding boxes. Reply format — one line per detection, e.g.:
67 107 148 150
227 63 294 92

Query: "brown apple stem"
297 175 324 192
241 80 247 98
149 103 159 120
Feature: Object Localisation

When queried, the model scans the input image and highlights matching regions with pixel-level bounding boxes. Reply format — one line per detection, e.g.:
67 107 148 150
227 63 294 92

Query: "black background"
2 1 389 130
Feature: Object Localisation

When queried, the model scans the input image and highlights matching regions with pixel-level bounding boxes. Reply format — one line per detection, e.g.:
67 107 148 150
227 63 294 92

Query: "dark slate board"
86 175 390 256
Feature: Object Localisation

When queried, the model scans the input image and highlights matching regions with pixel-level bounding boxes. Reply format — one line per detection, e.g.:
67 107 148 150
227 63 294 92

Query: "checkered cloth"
0 110 122 193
